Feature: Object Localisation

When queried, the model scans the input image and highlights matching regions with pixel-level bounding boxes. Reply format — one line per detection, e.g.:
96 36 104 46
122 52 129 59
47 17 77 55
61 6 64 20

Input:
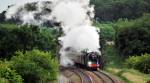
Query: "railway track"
95 70 123 83
93 71 115 83
61 67 83 83
61 67 94 83
76 69 93 83
60 67 123 83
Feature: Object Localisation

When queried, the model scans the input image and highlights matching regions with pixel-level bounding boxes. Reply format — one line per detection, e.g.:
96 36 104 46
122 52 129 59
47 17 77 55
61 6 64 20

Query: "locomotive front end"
86 52 101 70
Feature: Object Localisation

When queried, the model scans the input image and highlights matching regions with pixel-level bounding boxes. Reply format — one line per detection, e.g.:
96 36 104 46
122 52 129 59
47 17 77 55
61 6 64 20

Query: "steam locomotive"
73 50 104 70
63 47 104 70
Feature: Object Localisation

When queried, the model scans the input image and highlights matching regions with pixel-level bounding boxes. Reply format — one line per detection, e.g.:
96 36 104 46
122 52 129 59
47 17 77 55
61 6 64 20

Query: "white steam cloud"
5 0 100 67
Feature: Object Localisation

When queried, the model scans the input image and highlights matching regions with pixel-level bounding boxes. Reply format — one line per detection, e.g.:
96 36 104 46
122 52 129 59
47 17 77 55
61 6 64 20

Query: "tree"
94 23 115 48
91 0 150 22
0 24 60 59
115 14 150 57
0 11 6 23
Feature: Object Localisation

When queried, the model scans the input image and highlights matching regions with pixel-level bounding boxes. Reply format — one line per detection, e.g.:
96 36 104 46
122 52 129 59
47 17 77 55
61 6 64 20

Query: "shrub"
10 50 59 83
125 53 150 74
115 14 150 57
0 61 23 83
0 24 59 59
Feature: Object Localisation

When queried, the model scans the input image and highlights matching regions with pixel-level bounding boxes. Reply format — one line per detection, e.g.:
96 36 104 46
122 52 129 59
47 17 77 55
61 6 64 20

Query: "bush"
10 50 59 83
0 24 59 59
115 14 150 57
125 53 150 74
0 61 23 83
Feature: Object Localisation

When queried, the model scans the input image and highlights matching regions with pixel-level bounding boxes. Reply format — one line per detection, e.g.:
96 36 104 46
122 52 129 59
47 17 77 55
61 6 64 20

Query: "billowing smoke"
6 1 54 25
5 0 100 67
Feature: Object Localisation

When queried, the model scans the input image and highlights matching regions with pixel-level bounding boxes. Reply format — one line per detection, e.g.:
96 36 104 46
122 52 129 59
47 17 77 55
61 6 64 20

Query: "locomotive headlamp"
88 61 92 66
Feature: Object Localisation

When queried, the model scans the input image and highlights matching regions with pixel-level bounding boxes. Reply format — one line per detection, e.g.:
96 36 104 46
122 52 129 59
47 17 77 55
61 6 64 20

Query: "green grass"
103 45 150 83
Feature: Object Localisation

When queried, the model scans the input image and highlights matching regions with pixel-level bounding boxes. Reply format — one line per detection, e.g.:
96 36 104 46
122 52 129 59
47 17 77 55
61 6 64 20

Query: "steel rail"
78 69 94 83
61 67 83 83
71 68 84 83
93 70 116 83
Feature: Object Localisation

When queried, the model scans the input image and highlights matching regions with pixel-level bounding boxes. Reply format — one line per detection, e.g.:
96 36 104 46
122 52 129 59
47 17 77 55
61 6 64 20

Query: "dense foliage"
115 14 150 57
125 53 150 74
95 23 115 48
0 23 59 59
0 61 23 83
10 50 59 83
91 0 150 21
0 0 150 80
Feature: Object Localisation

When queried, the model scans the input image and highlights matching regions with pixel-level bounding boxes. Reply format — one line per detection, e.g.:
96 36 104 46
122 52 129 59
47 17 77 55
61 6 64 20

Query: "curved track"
60 67 123 83
77 69 93 83
61 67 83 83
70 69 83 83
93 71 115 83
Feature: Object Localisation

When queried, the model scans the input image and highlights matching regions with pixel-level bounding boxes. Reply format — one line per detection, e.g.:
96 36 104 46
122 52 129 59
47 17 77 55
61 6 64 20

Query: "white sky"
0 0 45 12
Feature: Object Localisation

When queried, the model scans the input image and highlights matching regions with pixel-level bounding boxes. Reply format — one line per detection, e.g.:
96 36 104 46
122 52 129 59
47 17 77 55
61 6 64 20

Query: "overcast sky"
0 0 44 12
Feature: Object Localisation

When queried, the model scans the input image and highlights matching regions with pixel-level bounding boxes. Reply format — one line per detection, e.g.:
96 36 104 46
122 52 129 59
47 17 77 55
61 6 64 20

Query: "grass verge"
103 45 150 83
